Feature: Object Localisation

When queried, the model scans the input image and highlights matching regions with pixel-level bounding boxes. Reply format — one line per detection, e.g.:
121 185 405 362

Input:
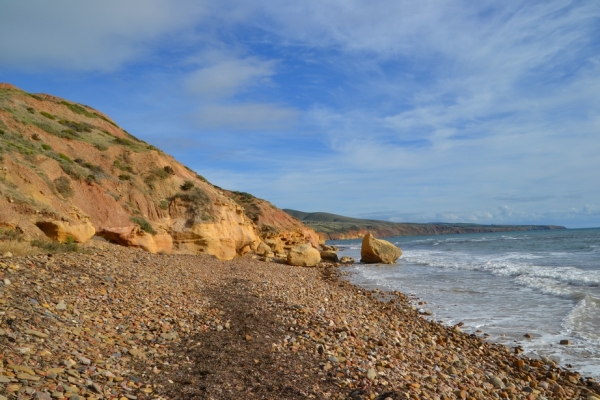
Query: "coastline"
0 244 597 399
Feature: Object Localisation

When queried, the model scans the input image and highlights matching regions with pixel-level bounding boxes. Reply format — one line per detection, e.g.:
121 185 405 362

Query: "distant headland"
283 209 566 240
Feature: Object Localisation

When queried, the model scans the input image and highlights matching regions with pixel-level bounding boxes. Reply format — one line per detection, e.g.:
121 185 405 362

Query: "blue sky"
1 1 599 228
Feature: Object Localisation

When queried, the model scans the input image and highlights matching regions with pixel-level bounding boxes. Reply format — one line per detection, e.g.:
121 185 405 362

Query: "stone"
2 252 12 258
320 250 339 262
36 392 52 400
489 376 505 388
264 237 285 254
97 226 173 254
35 218 95 244
255 241 273 257
340 256 355 264
559 339 570 345
17 373 40 381
366 369 377 381
24 329 48 338
56 301 67 310
287 244 321 267
360 233 402 264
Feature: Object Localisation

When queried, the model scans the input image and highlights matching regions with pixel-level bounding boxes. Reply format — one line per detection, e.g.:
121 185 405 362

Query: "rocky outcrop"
255 241 274 257
340 256 355 264
360 233 402 264
35 209 96 243
227 190 323 251
98 226 173 254
287 244 321 267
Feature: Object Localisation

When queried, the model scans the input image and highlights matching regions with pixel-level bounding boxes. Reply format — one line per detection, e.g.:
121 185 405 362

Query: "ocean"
329 228 600 378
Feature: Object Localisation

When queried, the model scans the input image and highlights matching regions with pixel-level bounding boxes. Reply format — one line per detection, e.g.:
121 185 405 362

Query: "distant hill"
283 209 566 240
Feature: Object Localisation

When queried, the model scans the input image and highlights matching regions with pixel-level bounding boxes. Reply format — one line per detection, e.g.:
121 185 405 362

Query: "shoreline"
0 244 598 399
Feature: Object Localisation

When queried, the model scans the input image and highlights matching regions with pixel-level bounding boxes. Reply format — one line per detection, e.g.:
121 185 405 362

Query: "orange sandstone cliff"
0 84 321 258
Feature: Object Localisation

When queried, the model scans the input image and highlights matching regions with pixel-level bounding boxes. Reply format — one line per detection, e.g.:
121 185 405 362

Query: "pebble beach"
1 242 599 400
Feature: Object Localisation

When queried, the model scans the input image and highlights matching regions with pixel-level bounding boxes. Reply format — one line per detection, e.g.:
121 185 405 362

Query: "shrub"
163 166 175 175
118 174 131 181
31 238 79 253
171 188 214 223
94 143 108 151
40 111 55 120
113 137 134 146
59 120 92 133
113 160 134 173
60 101 97 118
0 129 4 135
130 216 156 235
58 153 73 163
158 199 169 210
54 176 73 197
59 163 81 179
61 129 80 138
180 180 194 191
75 159 104 174
41 144 52 151
26 107 35 114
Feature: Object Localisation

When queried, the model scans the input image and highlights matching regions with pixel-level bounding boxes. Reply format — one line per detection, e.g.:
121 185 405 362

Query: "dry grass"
0 240 38 256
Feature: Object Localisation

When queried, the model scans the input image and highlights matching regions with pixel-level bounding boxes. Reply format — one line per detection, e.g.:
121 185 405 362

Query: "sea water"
329 228 600 378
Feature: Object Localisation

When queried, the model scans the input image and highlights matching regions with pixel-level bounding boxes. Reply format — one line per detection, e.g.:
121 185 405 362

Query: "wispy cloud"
2 1 599 227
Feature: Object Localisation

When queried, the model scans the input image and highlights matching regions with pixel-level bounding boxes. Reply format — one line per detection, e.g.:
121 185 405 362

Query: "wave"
563 296 600 342
402 250 600 296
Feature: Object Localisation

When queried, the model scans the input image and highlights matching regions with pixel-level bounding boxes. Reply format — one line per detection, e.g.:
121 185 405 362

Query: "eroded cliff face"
0 84 317 259
226 191 323 254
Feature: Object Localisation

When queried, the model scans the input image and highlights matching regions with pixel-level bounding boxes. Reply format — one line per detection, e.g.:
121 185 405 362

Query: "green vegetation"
53 176 73 197
26 107 35 114
40 111 55 120
163 165 175 175
229 190 261 222
41 144 52 151
113 159 134 173
180 180 194 191
118 174 131 181
60 101 97 119
144 167 172 188
171 187 214 223
31 238 80 253
113 137 134 146
59 119 92 133
158 199 169 210
58 153 73 163
74 158 104 174
130 216 157 235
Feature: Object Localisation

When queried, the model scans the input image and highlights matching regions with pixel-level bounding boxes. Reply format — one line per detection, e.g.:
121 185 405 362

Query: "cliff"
283 209 566 240
0 83 320 258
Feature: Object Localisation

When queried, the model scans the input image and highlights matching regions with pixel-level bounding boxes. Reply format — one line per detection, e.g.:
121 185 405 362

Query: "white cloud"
0 0 206 71
185 56 276 99
194 103 298 130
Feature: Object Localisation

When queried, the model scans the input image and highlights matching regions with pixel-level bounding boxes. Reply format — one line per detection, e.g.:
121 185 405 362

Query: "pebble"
0 244 591 400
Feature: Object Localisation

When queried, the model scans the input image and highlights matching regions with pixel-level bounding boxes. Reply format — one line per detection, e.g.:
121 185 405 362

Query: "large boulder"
320 250 339 262
35 219 95 243
287 244 321 267
360 233 402 264
97 226 173 254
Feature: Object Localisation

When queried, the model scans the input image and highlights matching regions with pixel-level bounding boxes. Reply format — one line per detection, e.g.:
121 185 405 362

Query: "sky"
1 1 599 228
